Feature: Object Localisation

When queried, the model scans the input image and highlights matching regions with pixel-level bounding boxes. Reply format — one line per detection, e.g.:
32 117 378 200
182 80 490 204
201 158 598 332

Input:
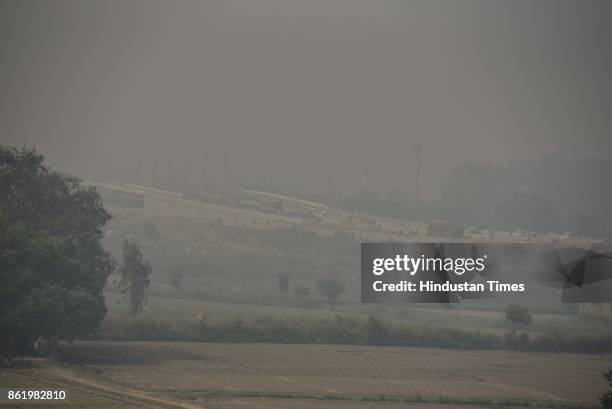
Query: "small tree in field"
278 271 290 294
504 304 532 333
168 269 183 293
120 240 151 315
317 278 345 310
294 285 310 302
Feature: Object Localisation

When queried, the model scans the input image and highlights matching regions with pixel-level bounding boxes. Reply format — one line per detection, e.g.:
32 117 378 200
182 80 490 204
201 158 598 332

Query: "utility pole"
167 160 172 188
415 143 423 205
223 152 229 197
184 159 192 192
184 163 188 191
201 161 207 191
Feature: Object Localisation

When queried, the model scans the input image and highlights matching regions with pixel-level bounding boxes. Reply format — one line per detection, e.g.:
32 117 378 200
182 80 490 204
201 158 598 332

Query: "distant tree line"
277 271 345 310
335 155 612 238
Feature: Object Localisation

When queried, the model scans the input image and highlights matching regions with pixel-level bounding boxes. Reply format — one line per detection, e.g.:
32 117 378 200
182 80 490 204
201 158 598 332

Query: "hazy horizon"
2 0 611 199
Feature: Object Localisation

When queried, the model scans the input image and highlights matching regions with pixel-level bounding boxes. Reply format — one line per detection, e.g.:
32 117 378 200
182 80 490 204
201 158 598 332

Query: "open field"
100 210 584 340
1 341 610 408
54 185 609 407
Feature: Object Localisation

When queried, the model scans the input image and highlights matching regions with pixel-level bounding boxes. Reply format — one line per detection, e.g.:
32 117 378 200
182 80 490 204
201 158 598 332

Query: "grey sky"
1 0 611 199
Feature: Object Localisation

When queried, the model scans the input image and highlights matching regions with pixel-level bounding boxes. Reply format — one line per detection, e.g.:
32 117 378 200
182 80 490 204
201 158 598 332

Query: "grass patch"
92 314 612 353
165 389 598 409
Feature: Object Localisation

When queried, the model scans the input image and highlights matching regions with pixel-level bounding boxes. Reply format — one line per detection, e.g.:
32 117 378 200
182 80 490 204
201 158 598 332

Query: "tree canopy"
0 146 113 355
504 304 533 332
278 271 290 294
317 278 345 310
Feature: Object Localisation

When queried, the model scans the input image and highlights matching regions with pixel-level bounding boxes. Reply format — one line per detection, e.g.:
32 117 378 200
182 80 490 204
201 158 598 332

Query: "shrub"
504 331 530 351
601 370 612 409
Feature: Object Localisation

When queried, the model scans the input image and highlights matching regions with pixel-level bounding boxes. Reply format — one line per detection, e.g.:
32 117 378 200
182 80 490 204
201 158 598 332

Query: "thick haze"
1 0 611 199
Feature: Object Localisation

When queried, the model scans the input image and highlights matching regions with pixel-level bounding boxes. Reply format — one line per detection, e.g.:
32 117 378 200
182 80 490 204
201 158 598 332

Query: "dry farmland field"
1 341 610 409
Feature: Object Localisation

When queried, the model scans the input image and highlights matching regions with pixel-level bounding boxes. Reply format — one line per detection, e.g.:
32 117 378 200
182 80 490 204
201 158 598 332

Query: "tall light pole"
415 143 423 205
223 152 228 196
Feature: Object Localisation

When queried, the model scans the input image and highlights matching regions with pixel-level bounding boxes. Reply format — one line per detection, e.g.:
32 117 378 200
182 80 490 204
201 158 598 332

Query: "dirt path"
49 366 206 409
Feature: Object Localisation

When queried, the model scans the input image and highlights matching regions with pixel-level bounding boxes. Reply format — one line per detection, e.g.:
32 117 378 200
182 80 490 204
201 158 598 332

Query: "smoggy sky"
1 0 611 199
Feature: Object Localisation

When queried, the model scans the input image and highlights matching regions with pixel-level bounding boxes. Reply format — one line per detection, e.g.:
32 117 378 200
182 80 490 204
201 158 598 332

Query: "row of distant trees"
336 155 612 238
278 271 345 310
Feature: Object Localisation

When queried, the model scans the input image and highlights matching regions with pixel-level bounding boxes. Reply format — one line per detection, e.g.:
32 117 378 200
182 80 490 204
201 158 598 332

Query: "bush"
94 315 496 349
294 285 310 300
167 270 184 292
96 319 188 341
529 329 612 354
601 370 612 409
366 316 391 346
504 331 530 351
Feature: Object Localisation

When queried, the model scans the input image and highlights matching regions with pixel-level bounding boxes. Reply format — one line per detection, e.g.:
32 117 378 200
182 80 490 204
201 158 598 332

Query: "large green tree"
0 146 113 355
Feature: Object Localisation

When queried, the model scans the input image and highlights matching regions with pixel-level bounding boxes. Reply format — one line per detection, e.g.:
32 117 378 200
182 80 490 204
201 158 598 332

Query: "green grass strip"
164 389 598 409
